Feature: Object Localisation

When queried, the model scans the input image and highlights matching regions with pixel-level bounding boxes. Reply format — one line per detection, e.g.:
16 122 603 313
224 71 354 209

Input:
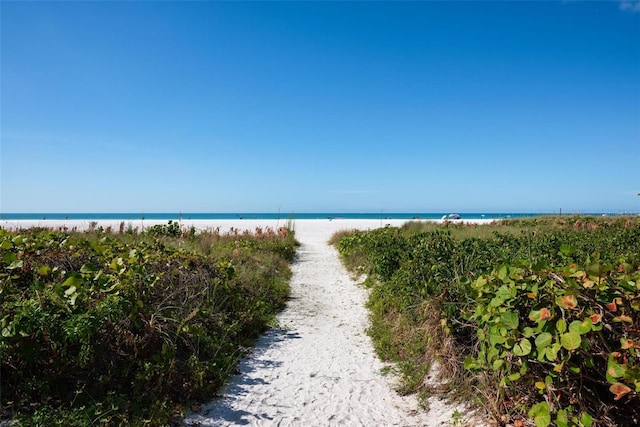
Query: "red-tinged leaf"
530 308 551 322
590 314 602 324
572 270 586 279
613 315 633 323
610 383 632 400
556 295 578 309
621 339 634 350
582 279 595 289
540 307 552 320
607 361 626 379
606 303 618 312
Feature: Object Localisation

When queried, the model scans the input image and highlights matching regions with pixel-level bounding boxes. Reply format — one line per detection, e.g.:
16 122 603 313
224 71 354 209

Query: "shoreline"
1 218 498 233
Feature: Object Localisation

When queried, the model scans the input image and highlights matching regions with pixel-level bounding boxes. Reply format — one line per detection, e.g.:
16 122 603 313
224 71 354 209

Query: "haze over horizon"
2 1 639 214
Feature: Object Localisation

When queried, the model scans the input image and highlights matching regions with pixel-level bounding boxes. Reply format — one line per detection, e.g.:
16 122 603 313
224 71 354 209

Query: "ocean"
0 212 559 221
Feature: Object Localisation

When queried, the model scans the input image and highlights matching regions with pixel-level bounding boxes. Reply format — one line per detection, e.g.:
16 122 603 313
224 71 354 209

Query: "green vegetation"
333 216 640 427
1 222 297 425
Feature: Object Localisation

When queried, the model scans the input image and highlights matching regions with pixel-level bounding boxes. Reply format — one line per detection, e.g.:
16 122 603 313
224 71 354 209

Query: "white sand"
3 218 490 426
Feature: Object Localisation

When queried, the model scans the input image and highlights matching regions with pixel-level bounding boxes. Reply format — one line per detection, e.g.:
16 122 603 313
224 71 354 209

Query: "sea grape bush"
465 257 640 426
0 224 297 425
334 217 639 426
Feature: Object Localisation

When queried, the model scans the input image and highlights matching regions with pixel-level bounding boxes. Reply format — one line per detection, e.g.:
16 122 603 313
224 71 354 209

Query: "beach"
3 218 489 426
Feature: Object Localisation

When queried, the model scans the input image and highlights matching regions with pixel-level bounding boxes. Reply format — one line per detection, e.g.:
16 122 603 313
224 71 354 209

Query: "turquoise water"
1 212 559 220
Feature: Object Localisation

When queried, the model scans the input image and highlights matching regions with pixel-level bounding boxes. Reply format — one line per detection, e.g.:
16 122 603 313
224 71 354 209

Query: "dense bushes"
1 224 297 425
334 216 639 426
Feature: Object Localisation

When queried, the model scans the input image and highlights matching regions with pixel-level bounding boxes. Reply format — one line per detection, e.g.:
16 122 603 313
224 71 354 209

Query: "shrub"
0 224 297 425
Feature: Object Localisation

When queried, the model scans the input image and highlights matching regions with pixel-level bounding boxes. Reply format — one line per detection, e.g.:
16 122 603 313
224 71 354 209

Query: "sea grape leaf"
6 260 23 270
610 382 632 400
80 263 98 274
620 338 634 350
528 401 551 427
535 332 553 349
2 252 16 263
501 311 519 330
560 332 581 350
607 356 627 381
556 318 567 334
513 339 532 356
38 265 52 276
530 308 552 322
62 275 82 288
569 318 592 335
580 412 594 427
556 409 568 427
545 343 561 362
556 295 578 309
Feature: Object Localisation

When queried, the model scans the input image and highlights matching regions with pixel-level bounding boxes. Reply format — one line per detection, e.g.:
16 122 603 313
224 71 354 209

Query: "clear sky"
1 1 639 214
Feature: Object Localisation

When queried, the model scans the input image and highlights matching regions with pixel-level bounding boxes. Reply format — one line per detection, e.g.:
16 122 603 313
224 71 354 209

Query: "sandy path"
183 220 473 427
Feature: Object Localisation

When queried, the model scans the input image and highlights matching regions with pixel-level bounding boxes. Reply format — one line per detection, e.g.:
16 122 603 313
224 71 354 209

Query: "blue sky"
2 1 639 213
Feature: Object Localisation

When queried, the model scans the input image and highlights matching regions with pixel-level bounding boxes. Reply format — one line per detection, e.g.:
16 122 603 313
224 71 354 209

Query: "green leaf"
6 259 23 270
472 277 487 289
569 318 593 335
513 339 532 356
496 284 515 299
535 332 553 349
580 412 593 427
38 265 52 276
529 401 551 427
64 286 77 296
2 252 16 263
545 344 560 362
501 311 519 330
556 409 569 427
607 355 627 381
489 327 507 346
498 265 508 281
62 276 82 288
80 263 98 274
0 240 13 250
463 356 477 370
556 318 567 333
561 332 581 350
